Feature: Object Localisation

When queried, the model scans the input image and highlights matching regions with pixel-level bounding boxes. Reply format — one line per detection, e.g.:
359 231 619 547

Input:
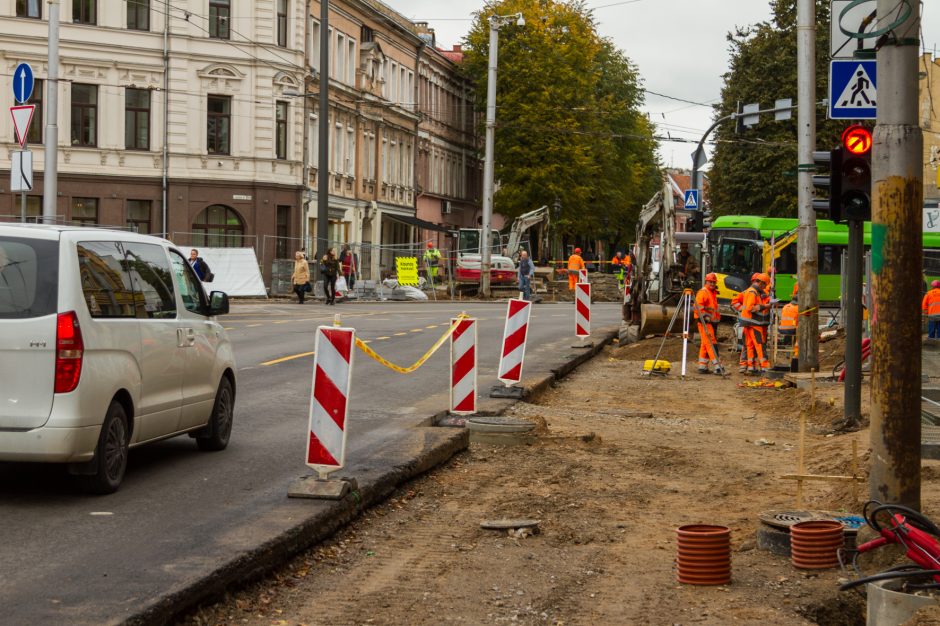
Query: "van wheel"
79 402 129 495
197 378 234 452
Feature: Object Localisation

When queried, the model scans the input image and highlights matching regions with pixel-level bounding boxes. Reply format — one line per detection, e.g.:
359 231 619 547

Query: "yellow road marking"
261 351 315 366
360 340 371 344
223 327 235 330
410 329 423 333
247 324 262 328
394 332 407 336
426 325 439 329
376 336 391 340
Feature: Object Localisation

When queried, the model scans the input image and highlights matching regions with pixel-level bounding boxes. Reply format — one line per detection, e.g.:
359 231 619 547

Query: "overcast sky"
396 0 939 172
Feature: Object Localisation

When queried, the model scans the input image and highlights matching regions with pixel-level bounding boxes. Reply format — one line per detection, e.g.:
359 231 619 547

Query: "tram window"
924 250 940 276
775 244 798 274
715 242 757 275
819 244 843 274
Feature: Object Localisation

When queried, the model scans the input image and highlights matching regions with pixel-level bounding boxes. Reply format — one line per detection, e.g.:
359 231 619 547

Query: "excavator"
454 205 551 284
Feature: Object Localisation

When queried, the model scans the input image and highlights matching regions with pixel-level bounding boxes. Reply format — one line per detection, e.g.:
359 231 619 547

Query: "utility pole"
796 0 819 372
869 0 922 509
316 0 329 261
42 0 59 224
480 12 524 298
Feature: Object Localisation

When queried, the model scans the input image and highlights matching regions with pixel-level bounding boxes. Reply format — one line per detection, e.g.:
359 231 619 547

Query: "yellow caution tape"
354 313 470 374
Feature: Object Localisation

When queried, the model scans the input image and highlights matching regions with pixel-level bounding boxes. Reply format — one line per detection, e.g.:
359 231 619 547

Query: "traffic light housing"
838 125 872 222
812 148 842 223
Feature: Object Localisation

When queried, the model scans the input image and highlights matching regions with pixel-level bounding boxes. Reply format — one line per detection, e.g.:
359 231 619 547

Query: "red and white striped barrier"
575 282 591 338
449 317 477 414
578 268 588 284
306 325 355 476
497 298 532 386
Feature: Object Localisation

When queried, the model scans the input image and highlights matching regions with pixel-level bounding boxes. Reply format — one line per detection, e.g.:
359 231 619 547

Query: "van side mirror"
208 291 229 316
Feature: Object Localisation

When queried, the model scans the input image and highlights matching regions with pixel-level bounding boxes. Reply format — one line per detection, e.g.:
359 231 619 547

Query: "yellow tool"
643 359 671 373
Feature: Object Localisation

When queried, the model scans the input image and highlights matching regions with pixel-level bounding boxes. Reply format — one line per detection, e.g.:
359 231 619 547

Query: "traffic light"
838 125 873 222
812 148 842 223
687 210 703 232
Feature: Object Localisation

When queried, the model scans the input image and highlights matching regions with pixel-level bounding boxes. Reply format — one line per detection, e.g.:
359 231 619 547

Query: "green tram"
706 215 940 305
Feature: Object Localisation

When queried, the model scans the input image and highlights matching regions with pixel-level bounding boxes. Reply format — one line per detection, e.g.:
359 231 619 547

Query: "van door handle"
185 328 196 346
177 328 185 347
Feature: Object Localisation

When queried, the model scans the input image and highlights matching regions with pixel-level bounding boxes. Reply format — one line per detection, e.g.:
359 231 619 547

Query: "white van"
0 224 236 493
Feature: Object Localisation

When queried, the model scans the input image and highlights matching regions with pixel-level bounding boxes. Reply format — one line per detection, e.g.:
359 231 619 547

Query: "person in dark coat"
321 248 340 305
189 249 212 282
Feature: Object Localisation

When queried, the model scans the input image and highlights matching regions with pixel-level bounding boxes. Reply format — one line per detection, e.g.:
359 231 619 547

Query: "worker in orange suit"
923 280 940 340
780 283 799 369
739 273 772 374
695 273 724 375
567 247 586 291
731 274 756 370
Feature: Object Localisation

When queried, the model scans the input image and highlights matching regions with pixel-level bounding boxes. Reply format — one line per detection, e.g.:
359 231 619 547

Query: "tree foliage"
460 0 660 245
709 0 846 217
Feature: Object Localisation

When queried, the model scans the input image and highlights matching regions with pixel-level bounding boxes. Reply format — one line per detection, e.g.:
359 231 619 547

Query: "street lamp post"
480 12 524 298
317 1 330 263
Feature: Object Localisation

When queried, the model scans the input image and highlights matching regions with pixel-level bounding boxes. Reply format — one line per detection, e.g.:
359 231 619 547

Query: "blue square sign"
829 60 876 120
683 189 699 211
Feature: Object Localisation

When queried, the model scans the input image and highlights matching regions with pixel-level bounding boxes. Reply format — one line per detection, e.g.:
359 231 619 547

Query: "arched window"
192 204 244 247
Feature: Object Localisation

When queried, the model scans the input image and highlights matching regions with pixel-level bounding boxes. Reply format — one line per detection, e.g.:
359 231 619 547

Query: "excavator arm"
506 205 550 261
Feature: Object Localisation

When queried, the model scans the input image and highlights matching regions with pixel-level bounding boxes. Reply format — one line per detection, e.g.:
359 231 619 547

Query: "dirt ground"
178 330 940 626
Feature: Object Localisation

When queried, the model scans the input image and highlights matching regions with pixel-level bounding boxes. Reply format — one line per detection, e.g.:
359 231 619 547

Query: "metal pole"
480 19 500 298
301 0 311 253
316 0 329 262
20 189 26 222
796 0 819 371
869 0 922 509
844 218 863 422
42 0 59 224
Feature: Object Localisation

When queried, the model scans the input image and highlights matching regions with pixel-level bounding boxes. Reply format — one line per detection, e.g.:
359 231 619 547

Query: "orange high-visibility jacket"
740 286 767 323
780 302 799 330
923 288 940 317
731 290 745 312
694 286 720 322
567 254 585 272
610 256 621 267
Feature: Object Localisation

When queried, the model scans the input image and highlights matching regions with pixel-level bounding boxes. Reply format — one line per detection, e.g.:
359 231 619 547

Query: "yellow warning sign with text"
396 257 419 286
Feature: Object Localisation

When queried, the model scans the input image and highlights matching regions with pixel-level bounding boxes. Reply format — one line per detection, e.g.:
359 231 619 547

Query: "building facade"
921 53 940 205
0 0 484 283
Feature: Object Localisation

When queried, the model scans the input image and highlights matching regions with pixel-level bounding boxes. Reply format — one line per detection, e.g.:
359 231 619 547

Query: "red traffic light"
842 125 872 156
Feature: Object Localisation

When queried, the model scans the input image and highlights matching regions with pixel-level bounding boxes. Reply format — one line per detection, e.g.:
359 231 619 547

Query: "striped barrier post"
496 298 532 390
576 282 591 339
578 268 588 284
306 325 355 479
449 317 477 414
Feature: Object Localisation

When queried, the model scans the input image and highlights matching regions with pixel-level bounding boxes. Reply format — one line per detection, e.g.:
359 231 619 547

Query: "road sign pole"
844 218 864 422
869 0 922 510
42 0 60 224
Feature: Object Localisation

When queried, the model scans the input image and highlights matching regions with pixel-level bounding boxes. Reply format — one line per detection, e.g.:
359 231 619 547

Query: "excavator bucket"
639 303 677 337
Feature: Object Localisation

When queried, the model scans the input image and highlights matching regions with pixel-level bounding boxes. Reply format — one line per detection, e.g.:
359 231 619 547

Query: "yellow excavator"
709 226 798 306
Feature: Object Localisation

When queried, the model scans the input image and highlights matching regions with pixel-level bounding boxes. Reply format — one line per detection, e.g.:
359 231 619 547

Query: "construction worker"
780 283 799 369
739 273 772 374
611 251 625 288
567 247 586 291
923 280 940 340
695 273 723 375
731 274 756 371
424 241 442 284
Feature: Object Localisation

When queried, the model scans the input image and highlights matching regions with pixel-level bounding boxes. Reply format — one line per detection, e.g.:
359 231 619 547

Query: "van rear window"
0 236 59 319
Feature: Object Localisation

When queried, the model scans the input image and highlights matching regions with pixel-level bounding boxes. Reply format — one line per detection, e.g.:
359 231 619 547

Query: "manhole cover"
760 510 865 534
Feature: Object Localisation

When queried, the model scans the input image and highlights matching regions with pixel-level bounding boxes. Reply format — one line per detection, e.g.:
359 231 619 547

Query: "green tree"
461 0 659 246
709 0 846 217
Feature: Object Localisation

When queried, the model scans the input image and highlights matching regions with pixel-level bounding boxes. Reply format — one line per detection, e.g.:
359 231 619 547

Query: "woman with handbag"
321 248 340 305
291 251 311 304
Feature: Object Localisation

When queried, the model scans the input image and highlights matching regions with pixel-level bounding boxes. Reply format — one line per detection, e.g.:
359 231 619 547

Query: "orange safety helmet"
792 283 799 297
574 247 582 255
705 272 718 283
755 273 771 285
427 241 434 248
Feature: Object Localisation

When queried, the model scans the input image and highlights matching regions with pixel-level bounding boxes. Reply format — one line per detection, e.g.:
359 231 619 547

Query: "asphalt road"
0 299 622 625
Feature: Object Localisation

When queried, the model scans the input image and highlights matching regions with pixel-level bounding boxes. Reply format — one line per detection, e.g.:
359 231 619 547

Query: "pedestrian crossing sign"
683 189 699 210
829 60 876 120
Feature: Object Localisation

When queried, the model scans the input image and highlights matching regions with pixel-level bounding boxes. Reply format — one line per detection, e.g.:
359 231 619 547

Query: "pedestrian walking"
291 251 310 304
321 248 340 305
518 250 535 301
340 244 358 291
189 249 213 282
923 280 940 340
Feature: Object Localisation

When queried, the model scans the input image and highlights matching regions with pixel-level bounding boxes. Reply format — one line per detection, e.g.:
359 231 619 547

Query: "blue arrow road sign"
829 60 876 120
683 189 700 210
12 63 34 104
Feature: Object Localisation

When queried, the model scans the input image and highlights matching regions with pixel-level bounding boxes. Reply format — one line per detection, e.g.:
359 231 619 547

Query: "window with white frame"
347 39 356 85
332 121 342 172
335 32 345 82
310 20 321 72
345 126 355 176
381 137 389 183
310 109 318 168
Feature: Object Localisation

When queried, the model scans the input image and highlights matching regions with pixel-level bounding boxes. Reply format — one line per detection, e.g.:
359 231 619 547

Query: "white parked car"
0 224 236 493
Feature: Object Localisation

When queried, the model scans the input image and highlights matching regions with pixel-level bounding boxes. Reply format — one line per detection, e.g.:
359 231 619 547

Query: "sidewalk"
178 332 934 625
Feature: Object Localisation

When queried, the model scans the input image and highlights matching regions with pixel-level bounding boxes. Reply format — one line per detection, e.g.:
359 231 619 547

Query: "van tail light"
55 311 84 393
